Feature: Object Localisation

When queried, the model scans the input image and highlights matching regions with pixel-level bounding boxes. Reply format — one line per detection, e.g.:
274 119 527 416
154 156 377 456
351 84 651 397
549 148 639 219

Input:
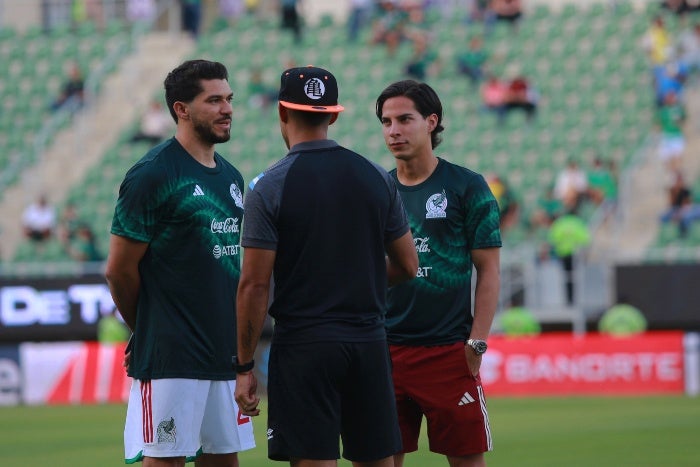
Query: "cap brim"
280 100 344 113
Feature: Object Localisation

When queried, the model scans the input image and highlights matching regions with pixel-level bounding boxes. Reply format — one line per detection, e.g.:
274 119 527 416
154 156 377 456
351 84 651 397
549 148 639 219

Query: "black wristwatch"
467 339 488 356
234 356 255 373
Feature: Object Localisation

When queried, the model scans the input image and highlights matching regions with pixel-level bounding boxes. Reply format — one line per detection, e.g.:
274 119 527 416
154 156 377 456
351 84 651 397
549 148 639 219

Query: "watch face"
470 340 487 355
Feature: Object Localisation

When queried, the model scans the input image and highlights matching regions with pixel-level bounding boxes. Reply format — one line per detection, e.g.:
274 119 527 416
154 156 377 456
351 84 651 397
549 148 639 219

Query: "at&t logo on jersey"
417 266 432 278
211 217 240 234
425 191 447 218
213 244 240 259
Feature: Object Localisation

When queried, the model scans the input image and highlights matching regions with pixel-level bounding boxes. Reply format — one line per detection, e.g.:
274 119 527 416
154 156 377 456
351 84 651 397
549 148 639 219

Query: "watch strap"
234 357 255 373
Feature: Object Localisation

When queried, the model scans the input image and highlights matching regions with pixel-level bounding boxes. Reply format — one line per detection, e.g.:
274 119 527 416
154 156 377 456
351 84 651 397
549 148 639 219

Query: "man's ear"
173 101 189 121
426 113 438 132
329 113 339 125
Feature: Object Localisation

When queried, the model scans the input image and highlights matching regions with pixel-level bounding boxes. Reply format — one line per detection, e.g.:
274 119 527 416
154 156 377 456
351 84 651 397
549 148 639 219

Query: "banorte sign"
1 332 691 406
480 332 686 395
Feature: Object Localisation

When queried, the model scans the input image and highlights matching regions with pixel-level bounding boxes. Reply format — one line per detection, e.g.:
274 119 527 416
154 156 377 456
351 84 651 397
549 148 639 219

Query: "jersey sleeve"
384 171 410 243
465 174 502 250
110 161 168 243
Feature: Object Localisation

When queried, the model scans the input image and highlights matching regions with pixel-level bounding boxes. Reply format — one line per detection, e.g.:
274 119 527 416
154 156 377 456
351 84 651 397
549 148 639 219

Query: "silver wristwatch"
467 339 488 356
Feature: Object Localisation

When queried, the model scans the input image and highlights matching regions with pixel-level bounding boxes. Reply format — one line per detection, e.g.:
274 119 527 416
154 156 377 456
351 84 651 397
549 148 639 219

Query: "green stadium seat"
1 1 660 257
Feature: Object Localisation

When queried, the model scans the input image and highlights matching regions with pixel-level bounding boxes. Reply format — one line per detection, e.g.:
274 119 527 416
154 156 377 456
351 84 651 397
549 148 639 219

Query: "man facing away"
234 65 418 467
375 79 502 467
105 59 254 466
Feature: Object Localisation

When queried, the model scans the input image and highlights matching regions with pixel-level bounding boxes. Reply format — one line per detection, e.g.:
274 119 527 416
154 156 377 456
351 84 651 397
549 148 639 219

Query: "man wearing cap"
234 65 418 466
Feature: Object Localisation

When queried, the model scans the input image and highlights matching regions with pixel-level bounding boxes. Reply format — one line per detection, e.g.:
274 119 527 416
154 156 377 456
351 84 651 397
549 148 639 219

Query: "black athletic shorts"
267 340 402 462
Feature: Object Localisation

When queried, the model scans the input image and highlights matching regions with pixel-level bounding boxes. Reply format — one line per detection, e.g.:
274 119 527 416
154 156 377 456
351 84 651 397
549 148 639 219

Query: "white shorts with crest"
124 379 255 463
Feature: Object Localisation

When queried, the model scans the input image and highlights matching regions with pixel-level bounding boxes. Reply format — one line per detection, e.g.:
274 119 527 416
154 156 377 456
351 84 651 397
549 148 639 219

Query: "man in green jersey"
105 60 254 466
376 80 502 467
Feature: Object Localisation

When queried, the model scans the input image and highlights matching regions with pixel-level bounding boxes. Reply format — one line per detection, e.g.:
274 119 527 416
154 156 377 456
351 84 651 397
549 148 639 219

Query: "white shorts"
658 135 685 161
124 379 255 463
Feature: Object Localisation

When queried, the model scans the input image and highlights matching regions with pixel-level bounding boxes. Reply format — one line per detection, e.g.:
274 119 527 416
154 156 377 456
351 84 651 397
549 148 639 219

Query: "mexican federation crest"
230 183 244 208
425 190 447 219
157 417 177 444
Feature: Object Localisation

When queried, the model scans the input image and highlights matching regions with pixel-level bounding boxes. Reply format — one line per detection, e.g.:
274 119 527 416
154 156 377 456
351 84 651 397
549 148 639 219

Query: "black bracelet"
234 357 255 373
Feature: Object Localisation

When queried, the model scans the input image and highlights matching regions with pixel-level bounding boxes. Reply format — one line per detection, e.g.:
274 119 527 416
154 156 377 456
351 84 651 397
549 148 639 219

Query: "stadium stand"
0 19 132 195
59 1 659 253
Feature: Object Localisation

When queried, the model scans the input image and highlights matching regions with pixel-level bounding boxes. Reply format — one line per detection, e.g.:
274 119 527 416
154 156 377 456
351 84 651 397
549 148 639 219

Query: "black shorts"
267 340 402 462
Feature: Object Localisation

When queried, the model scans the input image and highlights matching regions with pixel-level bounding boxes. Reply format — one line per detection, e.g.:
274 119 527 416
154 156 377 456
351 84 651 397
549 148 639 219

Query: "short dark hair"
287 107 333 127
375 79 444 149
164 60 229 123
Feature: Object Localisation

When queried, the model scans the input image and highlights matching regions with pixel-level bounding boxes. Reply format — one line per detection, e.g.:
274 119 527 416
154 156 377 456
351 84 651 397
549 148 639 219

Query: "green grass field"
1 396 698 466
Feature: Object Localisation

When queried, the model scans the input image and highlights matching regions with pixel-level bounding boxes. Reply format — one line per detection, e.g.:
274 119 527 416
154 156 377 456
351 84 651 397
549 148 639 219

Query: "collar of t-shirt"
287 139 338 155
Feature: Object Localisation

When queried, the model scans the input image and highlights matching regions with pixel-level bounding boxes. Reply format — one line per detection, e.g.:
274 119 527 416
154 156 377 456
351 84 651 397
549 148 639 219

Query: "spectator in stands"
21 194 56 243
586 156 618 208
130 99 173 144
553 158 589 215
488 0 523 28
466 0 492 24
371 0 408 56
547 214 591 306
486 173 520 231
676 22 700 76
219 0 246 26
402 1 431 38
404 31 439 81
66 223 104 262
529 185 564 232
456 35 490 89
72 0 104 29
655 89 686 172
180 0 202 38
126 0 156 24
97 310 131 343
280 0 303 43
347 0 374 42
641 15 673 72
246 67 278 110
427 0 462 22
57 201 82 244
502 73 539 122
659 169 700 237
660 0 700 16
50 62 85 112
653 60 689 107
245 0 261 17
480 72 508 122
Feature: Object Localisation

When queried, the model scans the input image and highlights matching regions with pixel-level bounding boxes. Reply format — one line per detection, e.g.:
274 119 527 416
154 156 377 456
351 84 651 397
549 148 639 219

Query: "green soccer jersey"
657 103 685 136
111 138 244 380
387 158 502 346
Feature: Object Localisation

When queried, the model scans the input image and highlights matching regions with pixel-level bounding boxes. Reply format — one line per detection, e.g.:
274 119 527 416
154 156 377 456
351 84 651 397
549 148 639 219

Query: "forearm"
386 257 414 286
386 231 419 286
236 283 270 364
105 273 140 331
470 272 500 340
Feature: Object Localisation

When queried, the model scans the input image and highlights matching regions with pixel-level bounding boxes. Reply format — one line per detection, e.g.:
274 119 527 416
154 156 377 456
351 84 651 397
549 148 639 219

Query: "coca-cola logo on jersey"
414 237 431 253
210 217 240 234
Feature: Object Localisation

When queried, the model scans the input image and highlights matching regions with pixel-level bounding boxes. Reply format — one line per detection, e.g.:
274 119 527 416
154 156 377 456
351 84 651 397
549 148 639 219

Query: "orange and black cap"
278 65 345 113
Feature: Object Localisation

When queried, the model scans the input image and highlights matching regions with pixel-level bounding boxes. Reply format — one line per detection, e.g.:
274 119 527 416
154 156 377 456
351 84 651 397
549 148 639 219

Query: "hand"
464 345 482 377
123 351 131 372
235 372 261 416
